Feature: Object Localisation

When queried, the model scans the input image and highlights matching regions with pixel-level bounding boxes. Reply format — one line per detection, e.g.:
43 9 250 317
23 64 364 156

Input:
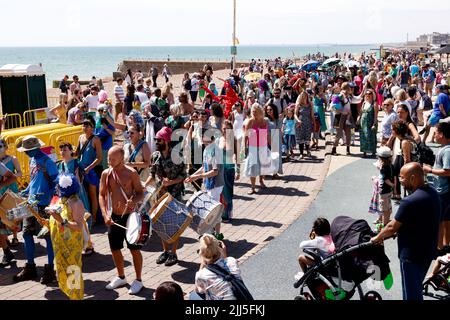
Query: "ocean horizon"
0 45 379 86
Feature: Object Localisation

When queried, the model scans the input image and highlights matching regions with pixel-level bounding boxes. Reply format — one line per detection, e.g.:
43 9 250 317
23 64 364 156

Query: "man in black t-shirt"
372 162 440 300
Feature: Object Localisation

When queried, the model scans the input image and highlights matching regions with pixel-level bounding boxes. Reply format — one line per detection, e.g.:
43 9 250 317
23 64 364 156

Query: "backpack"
417 141 436 166
184 79 192 91
205 263 254 301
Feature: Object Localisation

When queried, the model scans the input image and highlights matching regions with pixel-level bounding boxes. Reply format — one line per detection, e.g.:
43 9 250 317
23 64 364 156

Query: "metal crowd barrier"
0 113 22 129
23 108 49 127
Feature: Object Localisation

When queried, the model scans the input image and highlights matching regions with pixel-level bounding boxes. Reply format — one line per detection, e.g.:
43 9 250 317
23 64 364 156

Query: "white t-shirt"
195 257 241 300
84 94 99 112
114 85 125 103
299 235 335 258
191 78 200 91
135 91 149 105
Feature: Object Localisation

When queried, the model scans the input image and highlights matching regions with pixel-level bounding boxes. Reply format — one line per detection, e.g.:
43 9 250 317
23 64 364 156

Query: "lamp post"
232 0 237 70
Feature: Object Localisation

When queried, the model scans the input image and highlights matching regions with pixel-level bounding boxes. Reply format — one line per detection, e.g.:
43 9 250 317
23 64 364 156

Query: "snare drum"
126 211 152 246
150 193 192 244
138 185 162 216
7 204 34 222
0 190 26 229
186 191 224 235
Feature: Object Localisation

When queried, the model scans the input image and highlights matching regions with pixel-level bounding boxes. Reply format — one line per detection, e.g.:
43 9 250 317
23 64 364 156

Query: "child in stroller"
423 251 450 299
295 218 335 281
294 216 392 300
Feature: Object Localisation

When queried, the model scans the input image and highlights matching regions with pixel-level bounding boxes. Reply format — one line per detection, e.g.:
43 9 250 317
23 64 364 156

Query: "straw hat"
17 135 45 152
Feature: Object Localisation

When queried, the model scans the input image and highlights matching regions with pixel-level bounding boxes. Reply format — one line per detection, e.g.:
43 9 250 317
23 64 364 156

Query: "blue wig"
56 173 80 198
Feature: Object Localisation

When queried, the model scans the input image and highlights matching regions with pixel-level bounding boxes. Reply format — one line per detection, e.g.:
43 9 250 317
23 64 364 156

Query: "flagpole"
232 0 236 70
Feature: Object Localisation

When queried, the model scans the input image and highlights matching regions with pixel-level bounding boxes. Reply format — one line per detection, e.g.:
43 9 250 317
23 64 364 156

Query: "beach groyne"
117 60 247 77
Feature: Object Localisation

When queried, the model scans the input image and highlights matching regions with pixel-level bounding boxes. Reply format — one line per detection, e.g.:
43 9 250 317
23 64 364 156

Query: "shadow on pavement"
258 186 309 197
171 260 200 285
83 253 131 274
225 239 258 260
229 218 282 229
281 175 316 182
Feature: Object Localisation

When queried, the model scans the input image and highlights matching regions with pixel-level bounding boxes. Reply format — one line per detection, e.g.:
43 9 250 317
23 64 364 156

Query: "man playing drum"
99 146 145 295
144 127 186 267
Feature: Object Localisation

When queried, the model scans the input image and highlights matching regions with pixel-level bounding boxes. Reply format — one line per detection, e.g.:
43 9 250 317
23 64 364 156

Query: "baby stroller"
294 216 392 300
423 251 450 300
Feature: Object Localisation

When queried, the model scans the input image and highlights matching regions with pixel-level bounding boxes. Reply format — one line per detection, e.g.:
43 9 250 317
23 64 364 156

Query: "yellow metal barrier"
48 126 83 160
54 131 83 160
23 108 48 127
2 123 68 151
6 124 78 189
0 113 22 129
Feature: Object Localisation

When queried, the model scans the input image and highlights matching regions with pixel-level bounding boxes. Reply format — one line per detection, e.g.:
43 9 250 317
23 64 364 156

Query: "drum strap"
109 168 136 216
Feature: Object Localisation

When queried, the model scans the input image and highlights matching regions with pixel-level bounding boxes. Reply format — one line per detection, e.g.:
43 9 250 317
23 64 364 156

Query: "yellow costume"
49 195 84 300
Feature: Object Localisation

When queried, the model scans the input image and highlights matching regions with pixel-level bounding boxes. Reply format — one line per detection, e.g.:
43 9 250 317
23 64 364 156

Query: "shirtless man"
99 146 145 294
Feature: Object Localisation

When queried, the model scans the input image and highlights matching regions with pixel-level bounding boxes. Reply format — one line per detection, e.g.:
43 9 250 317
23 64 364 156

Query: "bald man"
99 146 145 295
372 162 441 300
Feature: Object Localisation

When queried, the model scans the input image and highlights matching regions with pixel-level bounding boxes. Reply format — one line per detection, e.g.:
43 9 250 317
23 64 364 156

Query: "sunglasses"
128 131 137 135
154 138 163 142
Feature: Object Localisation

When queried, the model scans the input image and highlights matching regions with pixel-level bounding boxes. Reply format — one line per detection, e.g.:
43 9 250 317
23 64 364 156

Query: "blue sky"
1 0 449 46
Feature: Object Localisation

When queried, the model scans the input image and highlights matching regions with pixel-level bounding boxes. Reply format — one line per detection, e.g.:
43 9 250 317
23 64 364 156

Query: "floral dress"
49 195 84 300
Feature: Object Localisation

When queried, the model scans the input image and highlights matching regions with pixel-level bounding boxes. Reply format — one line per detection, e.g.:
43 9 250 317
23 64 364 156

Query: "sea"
0 45 378 87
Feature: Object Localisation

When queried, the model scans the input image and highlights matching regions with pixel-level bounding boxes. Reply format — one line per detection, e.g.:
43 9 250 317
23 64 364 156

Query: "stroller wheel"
294 292 313 300
363 291 382 300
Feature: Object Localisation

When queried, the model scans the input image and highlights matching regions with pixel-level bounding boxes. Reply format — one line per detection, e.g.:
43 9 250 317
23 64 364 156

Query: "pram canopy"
330 216 391 284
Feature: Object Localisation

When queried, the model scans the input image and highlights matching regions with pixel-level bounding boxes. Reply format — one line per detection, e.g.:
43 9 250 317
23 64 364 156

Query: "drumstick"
113 222 128 230
190 179 202 191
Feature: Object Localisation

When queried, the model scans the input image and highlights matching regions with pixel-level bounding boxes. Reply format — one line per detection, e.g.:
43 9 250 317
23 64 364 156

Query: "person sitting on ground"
190 234 242 300
295 217 335 280
154 281 184 301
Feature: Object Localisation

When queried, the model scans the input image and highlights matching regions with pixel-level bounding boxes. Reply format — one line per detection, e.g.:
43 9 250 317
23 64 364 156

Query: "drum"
150 193 192 244
0 190 25 229
138 185 162 216
7 203 34 222
126 211 152 246
186 191 223 235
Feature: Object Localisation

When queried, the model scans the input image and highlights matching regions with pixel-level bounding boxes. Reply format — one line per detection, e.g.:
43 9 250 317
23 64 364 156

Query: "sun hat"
376 146 393 158
17 135 45 152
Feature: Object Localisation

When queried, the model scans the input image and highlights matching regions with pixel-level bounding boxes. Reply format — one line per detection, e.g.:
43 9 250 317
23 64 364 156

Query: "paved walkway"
0 140 331 300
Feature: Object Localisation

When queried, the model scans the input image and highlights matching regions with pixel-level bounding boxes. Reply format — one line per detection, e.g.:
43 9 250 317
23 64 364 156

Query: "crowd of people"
0 47 450 300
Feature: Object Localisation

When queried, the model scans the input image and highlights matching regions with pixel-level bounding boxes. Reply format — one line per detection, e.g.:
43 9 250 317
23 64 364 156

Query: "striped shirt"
114 85 125 103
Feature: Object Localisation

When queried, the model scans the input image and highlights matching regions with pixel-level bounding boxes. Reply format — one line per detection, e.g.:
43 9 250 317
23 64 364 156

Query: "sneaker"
164 253 178 267
156 251 170 265
105 276 127 290
128 279 143 295
294 271 304 281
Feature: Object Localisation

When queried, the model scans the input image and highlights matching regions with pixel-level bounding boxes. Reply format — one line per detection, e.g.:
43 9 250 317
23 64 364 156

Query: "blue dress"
79 137 100 186
57 159 91 213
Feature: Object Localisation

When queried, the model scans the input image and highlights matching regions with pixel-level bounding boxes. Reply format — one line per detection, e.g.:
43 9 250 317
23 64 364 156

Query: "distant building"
416 32 450 46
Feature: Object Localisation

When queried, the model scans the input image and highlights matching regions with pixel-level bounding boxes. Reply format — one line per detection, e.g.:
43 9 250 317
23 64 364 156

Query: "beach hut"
0 64 48 119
